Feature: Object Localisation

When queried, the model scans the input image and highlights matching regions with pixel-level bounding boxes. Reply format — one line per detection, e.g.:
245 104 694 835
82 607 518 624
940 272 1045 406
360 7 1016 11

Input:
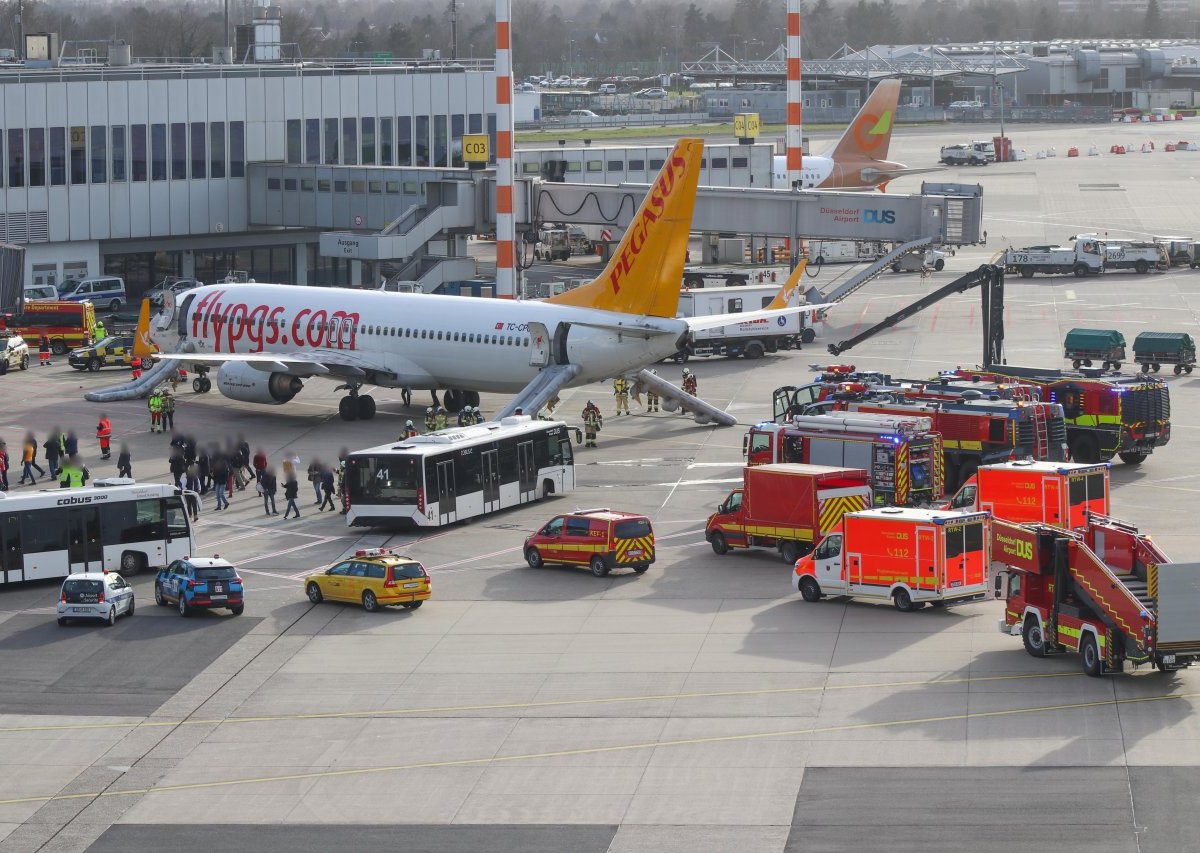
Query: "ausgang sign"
462 134 490 163
317 232 399 260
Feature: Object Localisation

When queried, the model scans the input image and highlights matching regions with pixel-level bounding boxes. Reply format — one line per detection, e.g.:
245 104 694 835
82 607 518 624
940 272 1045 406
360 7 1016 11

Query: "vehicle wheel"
230 605 244 616
104 606 117 627
1153 363 1161 373
339 396 359 421
1083 359 1093 367
743 342 765 359
178 595 189 617
893 588 916 612
193 378 204 392
891 264 901 273
633 564 649 574
683 275 704 289
306 582 324 603
1023 617 1047 657
1141 363 1151 373
199 376 212 393
362 590 380 612
1112 362 1122 371
1118 451 1146 465
154 583 167 606
710 532 729 555
1070 434 1100 464
781 540 800 565
87 357 101 372
1020 267 1035 279
357 394 377 420
1073 263 1088 278
126 596 135 618
1174 364 1183 375
525 547 544 569
1187 365 1195 374
801 328 816 344
1081 634 1103 677
1135 260 1149 274
120 552 145 576
1072 359 1082 369
934 258 945 271
19 354 28 370
799 577 822 602
590 556 610 578
673 352 689 364
109 299 121 312
51 340 67 355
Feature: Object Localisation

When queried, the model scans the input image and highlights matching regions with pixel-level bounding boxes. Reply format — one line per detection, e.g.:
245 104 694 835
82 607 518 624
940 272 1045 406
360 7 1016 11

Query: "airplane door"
528 322 551 367
327 318 340 347
481 450 501 511
517 441 537 502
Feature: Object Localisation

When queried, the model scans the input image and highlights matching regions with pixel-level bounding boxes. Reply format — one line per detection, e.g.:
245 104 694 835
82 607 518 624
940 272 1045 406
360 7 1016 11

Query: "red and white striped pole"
786 0 803 190
494 0 517 299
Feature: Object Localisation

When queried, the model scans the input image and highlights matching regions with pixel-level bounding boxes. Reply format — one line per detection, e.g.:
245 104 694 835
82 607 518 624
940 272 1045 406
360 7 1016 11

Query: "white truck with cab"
672 283 816 361
1003 239 1105 278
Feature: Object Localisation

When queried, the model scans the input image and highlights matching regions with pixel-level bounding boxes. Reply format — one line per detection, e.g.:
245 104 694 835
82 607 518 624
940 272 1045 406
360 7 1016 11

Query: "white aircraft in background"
147 138 825 422
772 79 943 191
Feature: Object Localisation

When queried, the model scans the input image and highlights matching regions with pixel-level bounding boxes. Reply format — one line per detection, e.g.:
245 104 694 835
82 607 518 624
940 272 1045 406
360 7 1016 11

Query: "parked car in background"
635 87 668 99
23 285 59 302
0 332 29 373
148 277 203 308
57 276 127 312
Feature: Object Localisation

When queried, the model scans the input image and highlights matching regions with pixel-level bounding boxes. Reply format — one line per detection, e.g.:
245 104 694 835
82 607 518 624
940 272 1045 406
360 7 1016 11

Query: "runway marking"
237 537 349 565
1 685 1191 807
0 670 1082 736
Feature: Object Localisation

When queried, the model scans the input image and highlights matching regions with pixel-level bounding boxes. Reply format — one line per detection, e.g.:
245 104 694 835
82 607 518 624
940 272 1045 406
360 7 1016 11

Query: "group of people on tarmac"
147 387 177 433
574 368 698 447
0 427 130 491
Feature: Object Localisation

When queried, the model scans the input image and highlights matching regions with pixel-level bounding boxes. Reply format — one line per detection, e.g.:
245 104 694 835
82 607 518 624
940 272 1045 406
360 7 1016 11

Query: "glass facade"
8 128 23 188
170 123 186 179
103 251 182 301
29 128 44 187
111 126 126 182
210 122 225 179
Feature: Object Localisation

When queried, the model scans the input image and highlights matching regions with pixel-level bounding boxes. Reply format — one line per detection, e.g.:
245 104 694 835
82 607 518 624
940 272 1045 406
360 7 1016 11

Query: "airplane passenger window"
453 332 459 342
437 331 444 340
421 330 427 339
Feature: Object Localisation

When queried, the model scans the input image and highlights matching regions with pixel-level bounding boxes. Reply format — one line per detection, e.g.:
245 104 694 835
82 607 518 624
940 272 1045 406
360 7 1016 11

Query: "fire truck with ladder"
744 412 945 506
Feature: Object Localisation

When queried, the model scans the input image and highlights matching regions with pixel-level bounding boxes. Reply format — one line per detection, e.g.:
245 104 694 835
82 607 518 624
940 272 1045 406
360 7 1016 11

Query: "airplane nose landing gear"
335 382 376 421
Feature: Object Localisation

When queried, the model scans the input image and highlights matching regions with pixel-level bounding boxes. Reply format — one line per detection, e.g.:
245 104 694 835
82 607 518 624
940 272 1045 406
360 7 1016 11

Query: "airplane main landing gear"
336 383 376 421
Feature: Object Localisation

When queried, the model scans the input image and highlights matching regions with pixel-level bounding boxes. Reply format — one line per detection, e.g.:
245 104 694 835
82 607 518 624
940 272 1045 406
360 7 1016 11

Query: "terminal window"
361 117 375 165
324 118 339 165
29 128 44 186
151 124 167 181
286 119 301 164
230 122 245 178
190 122 206 179
49 127 65 185
90 125 105 183
70 126 86 184
111 126 126 182
397 116 412 167
8 128 23 188
342 118 358 166
210 122 225 179
305 119 320 164
380 117 393 166
170 123 186 179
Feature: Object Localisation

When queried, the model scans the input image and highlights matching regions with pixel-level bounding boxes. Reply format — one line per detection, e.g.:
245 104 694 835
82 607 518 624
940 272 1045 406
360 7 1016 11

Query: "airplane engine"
216 362 303 405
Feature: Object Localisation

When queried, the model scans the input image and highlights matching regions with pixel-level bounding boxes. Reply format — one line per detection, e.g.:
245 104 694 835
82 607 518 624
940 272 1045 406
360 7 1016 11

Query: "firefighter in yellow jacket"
613 376 630 416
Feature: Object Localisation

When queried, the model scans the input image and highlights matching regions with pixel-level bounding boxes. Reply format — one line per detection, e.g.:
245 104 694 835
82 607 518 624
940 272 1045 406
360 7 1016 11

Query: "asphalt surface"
1 120 1199 853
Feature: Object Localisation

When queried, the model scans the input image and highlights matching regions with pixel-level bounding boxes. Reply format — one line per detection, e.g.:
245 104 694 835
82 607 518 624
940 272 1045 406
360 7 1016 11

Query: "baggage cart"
1063 327 1126 370
1133 331 1196 374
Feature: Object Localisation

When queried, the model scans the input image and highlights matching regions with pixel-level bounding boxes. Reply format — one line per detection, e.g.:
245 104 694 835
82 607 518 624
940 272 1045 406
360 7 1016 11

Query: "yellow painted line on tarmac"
0 689 1194 807
0 670 1082 735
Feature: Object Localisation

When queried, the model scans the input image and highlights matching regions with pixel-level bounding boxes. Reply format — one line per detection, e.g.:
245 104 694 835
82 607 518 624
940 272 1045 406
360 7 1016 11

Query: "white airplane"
147 138 825 422
771 79 943 191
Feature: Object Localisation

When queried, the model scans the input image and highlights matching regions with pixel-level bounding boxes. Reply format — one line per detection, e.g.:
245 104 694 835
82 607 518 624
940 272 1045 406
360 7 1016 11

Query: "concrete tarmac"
1 121 1199 852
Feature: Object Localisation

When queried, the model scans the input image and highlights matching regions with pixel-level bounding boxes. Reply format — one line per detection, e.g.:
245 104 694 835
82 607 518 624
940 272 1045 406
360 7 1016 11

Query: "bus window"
350 455 420 504
164 497 190 541
21 512 67 553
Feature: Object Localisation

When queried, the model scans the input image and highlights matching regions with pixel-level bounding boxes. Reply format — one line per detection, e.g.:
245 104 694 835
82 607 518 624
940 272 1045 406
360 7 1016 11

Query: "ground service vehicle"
57 276 127 312
534 229 571 261
775 384 1068 491
1099 241 1168 273
1132 331 1195 374
793 508 991 611
0 332 29 373
525 509 654 577
804 241 886 265
154 557 244 616
993 516 1200 675
939 144 988 166
945 460 1109 528
345 417 576 527
744 413 944 506
68 335 155 371
1003 240 1104 277
949 366 1169 464
891 247 948 273
675 284 812 360
0 300 96 354
0 481 194 584
681 266 788 288
1063 328 1125 370
304 547 430 611
1154 236 1193 267
57 572 136 627
706 464 871 564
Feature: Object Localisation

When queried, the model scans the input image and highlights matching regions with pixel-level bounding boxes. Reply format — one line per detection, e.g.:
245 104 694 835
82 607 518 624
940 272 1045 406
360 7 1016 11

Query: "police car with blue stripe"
57 571 136 627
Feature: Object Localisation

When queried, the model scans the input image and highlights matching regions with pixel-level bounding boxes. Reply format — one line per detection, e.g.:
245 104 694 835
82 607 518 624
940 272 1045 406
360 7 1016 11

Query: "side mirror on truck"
994 571 1008 600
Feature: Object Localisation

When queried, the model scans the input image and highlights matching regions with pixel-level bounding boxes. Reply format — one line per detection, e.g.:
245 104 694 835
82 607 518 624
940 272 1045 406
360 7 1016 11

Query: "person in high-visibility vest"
613 377 630 416
161 389 176 431
645 370 660 413
38 335 51 366
130 356 143 380
96 415 113 460
424 407 436 432
434 407 448 431
58 455 90 489
582 402 603 448
402 420 418 438
148 390 163 433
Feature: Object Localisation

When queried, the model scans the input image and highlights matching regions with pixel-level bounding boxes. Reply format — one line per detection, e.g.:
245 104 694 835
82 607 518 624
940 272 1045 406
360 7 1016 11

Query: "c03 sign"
463 134 489 163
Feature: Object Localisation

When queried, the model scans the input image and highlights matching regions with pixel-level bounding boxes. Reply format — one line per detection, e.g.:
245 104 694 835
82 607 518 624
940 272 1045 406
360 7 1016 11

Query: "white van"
569 109 600 120
23 285 59 302
58 276 127 311
598 83 618 95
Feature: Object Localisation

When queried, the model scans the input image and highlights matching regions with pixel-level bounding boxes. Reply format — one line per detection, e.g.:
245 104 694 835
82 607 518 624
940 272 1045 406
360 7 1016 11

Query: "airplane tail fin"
133 298 155 359
545 138 702 318
828 78 901 162
765 258 809 310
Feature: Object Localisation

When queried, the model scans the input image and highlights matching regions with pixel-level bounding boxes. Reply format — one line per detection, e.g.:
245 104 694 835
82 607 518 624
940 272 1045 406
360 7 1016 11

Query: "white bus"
0 480 195 585
346 416 578 527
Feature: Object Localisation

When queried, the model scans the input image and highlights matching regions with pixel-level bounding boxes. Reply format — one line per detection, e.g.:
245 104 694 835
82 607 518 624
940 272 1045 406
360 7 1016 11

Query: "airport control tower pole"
495 0 517 299
785 0 803 190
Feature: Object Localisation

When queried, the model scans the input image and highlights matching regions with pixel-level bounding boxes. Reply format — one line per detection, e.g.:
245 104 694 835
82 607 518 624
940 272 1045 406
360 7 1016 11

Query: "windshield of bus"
349 455 421 504
614 518 651 540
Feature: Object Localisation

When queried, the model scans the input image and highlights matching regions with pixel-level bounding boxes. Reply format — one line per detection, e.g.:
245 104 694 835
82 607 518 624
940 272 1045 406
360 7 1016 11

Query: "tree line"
0 0 1185 73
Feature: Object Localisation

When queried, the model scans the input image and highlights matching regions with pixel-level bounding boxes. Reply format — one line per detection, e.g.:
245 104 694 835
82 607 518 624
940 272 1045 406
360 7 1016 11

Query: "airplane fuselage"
174 284 686 393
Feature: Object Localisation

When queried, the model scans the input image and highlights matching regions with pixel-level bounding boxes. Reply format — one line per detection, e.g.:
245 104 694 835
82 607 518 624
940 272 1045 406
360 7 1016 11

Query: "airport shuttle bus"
346 417 577 527
0 481 196 585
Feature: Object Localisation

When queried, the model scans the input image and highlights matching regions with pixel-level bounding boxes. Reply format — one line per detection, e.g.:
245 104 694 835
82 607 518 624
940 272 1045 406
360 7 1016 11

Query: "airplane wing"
566 319 681 339
684 303 833 333
156 349 436 385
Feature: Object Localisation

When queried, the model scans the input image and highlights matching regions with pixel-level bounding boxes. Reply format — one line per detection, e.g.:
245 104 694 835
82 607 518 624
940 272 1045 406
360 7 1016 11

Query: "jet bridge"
524 179 984 246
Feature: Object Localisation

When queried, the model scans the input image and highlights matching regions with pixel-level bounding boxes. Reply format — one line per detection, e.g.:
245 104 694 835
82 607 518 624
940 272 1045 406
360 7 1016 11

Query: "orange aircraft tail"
545 138 702 319
133 298 155 359
828 78 901 163
765 258 809 310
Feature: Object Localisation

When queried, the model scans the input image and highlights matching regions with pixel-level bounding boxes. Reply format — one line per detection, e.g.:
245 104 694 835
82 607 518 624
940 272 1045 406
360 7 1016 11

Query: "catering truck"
792 507 992 611
744 413 944 507
706 464 871 564
945 460 1110 529
993 517 1200 675
674 283 815 360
